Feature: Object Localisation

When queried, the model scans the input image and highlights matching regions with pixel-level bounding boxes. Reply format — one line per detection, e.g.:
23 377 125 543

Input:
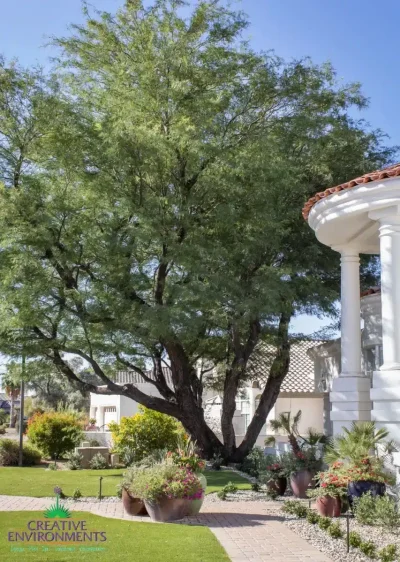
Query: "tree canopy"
0 0 395 459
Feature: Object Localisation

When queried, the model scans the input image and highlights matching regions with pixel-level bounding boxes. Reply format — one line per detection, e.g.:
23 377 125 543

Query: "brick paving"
0 496 332 562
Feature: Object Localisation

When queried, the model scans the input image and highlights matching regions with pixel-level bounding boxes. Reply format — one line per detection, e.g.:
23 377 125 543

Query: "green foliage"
66 451 83 470
0 410 9 425
88 439 100 447
327 522 343 539
237 447 267 477
354 493 400 529
89 453 109 470
318 517 332 531
269 411 302 453
128 463 202 502
0 424 6 435
27 411 83 459
378 545 397 562
359 541 377 559
282 500 308 518
306 510 320 524
279 449 322 476
324 422 389 465
0 438 41 466
223 481 238 494
72 488 82 500
251 482 260 492
109 407 181 463
216 489 227 500
211 453 224 470
0 1 395 459
349 531 362 548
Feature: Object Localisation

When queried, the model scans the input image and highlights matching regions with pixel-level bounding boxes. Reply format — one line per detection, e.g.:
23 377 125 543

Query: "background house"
89 340 327 446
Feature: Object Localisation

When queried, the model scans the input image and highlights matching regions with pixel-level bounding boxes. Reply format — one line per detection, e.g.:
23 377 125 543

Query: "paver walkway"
0 496 333 562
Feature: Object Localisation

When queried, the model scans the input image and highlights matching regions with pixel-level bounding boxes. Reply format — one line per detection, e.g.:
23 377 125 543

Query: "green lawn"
0 467 250 497
0 511 229 562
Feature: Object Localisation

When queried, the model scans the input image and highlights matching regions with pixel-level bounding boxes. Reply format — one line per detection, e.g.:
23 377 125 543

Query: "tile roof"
302 162 400 220
247 340 323 393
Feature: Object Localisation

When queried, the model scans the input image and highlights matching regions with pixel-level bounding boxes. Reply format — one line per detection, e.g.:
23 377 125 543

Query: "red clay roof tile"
302 162 400 220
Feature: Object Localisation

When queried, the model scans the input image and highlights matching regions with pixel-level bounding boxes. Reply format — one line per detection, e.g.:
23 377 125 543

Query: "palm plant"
269 411 302 454
3 376 20 429
324 422 389 465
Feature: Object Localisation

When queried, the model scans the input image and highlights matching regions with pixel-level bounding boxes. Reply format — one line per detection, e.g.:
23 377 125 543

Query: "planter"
184 472 207 516
144 497 188 522
290 470 313 498
267 476 287 496
316 495 341 518
347 480 386 507
122 488 147 516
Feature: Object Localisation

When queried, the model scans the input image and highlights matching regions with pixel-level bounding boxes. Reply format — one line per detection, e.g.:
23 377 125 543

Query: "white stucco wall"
274 395 325 437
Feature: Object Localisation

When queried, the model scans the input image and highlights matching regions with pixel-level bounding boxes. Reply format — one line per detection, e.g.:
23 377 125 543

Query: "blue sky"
1 0 396 336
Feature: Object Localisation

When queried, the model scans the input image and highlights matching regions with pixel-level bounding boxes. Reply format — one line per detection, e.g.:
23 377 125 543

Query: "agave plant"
324 422 389 465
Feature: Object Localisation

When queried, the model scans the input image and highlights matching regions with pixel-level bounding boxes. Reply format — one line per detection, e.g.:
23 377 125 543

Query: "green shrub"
223 481 238 494
27 411 83 459
66 451 83 470
359 541 377 559
327 522 343 538
109 406 181 463
318 517 332 531
354 493 400 529
251 482 260 492
211 452 224 470
0 410 9 424
237 447 266 477
89 453 109 469
378 544 397 562
217 489 227 500
72 488 82 500
349 531 362 548
0 424 6 435
0 438 41 466
306 510 320 524
282 500 308 518
88 439 100 447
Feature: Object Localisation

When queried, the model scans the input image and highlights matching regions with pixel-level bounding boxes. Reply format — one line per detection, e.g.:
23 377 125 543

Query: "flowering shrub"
307 461 348 499
128 462 203 502
167 450 206 473
280 448 322 475
344 457 395 485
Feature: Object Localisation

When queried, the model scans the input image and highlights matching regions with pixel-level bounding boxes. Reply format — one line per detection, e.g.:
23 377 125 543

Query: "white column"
89 406 97 421
371 214 400 441
340 251 362 376
330 248 371 435
96 406 105 429
379 217 400 370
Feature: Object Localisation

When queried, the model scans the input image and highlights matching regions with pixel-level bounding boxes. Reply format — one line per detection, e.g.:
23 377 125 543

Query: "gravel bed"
40 496 121 503
283 514 371 562
205 490 272 503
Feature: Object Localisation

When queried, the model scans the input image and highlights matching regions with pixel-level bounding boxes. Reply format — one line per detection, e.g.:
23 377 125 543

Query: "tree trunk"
9 396 15 428
231 311 292 462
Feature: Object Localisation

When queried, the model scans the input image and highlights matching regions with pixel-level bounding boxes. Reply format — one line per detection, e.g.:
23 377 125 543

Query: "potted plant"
167 447 206 515
307 464 348 517
283 448 322 498
259 457 287 496
344 457 394 506
86 418 97 431
128 462 204 522
120 466 148 516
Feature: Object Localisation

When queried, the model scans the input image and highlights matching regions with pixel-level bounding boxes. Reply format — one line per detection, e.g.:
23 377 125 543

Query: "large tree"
0 1 394 460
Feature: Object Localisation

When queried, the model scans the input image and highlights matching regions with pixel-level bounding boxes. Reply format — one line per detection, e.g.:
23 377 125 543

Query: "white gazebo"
303 163 400 441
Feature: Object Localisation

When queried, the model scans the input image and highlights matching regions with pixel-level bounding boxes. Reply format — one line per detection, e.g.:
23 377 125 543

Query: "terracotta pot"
144 497 188 522
316 495 341 518
267 477 287 496
122 488 147 516
290 470 313 498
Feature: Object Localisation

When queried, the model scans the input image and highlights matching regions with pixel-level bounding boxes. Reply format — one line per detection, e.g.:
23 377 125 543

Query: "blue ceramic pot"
347 480 385 507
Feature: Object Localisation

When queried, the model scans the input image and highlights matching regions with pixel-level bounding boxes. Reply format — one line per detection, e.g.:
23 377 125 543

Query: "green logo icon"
44 487 71 519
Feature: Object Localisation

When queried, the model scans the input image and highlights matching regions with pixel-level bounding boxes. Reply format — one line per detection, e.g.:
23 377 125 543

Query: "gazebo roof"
302 162 400 220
